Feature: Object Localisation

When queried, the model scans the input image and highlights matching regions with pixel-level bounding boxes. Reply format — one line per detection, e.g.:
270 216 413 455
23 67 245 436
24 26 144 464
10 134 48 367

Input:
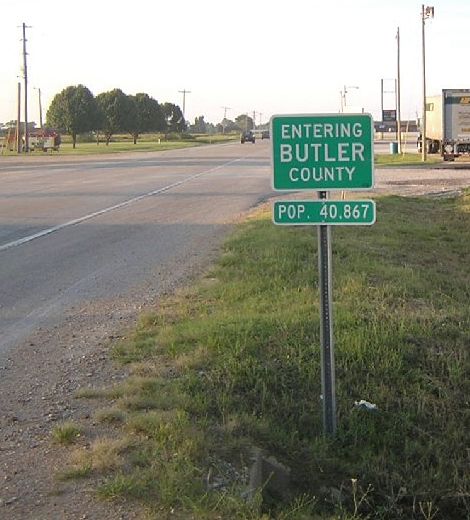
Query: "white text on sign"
271 114 374 191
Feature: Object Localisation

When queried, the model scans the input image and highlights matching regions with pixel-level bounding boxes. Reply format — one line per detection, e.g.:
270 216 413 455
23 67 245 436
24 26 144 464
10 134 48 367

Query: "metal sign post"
317 190 336 435
270 113 375 436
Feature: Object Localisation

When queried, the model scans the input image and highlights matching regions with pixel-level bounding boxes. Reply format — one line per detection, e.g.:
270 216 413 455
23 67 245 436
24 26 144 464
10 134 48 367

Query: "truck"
420 89 470 160
1 128 61 152
27 128 61 152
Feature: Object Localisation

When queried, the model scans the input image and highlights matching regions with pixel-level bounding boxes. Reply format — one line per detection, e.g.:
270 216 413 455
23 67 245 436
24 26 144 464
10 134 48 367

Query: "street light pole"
343 85 359 111
421 5 434 162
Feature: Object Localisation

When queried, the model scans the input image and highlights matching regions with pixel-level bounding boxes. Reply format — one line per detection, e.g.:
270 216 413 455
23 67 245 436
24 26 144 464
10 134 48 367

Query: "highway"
0 143 273 355
1 140 469 356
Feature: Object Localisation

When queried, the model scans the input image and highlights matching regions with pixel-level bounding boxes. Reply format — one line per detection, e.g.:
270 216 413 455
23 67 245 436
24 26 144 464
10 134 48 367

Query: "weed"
57 463 92 480
51 422 82 445
94 407 127 424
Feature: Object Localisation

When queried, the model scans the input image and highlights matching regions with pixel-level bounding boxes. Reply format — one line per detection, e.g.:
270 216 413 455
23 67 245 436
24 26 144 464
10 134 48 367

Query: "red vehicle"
28 128 61 151
2 128 61 152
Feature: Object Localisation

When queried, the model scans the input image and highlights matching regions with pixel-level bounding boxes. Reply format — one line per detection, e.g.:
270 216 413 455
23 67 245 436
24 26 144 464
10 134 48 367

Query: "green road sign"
271 113 374 191
273 200 376 225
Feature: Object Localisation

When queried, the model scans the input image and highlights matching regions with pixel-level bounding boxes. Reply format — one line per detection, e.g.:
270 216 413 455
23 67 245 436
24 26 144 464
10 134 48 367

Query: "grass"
94 407 127 425
52 141 201 155
63 192 470 519
0 133 238 157
51 422 82 445
57 437 130 481
375 153 442 167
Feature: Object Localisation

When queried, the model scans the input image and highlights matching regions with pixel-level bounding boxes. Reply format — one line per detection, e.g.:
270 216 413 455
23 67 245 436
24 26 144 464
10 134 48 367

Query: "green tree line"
46 85 186 148
46 85 257 148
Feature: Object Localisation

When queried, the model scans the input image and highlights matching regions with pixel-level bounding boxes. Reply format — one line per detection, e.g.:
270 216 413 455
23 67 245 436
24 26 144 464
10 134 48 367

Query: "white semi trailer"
420 89 470 160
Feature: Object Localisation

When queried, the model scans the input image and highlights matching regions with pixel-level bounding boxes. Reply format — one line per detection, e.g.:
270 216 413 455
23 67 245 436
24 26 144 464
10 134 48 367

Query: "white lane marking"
0 158 242 253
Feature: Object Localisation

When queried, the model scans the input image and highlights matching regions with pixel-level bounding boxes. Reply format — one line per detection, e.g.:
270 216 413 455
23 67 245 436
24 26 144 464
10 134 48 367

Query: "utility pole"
178 89 191 121
421 5 434 162
221 106 231 134
17 82 21 153
22 23 30 152
396 27 402 153
34 87 43 128
252 110 256 130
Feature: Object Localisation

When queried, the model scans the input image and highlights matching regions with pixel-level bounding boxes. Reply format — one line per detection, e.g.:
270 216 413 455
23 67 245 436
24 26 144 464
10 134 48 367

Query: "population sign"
271 113 374 191
273 200 376 226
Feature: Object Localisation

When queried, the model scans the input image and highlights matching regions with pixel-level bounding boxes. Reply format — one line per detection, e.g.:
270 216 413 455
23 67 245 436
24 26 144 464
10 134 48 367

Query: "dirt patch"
0 296 147 519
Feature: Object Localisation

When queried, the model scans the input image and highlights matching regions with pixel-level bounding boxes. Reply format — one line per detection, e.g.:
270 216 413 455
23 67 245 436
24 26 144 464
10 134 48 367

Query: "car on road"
261 130 270 139
241 130 255 144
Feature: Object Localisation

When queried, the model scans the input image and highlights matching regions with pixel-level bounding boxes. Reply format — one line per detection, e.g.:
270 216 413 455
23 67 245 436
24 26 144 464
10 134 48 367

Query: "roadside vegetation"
51 422 82 445
0 132 238 157
70 192 469 519
375 153 442 167
54 133 236 156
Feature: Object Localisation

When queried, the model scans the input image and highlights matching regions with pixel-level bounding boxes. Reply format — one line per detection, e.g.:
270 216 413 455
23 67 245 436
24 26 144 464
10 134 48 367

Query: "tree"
205 122 217 135
3 121 36 131
216 119 238 134
128 93 165 144
96 89 136 145
235 114 254 132
190 116 207 134
46 85 98 148
161 103 186 133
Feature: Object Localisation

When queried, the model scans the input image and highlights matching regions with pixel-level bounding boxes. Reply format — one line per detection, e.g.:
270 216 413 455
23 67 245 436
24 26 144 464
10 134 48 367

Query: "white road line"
0 158 242 253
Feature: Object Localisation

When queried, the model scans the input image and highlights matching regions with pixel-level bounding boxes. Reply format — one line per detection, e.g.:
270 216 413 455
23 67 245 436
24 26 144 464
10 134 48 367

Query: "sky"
1 0 469 127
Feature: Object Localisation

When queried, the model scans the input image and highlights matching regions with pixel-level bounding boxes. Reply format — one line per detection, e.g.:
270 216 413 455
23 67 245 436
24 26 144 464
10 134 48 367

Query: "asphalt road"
1 140 469 356
0 142 273 356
